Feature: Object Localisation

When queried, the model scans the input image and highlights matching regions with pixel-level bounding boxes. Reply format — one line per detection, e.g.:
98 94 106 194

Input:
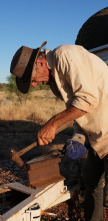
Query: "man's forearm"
50 105 86 131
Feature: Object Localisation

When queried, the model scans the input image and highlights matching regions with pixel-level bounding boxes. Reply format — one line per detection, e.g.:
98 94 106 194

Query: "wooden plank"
6 182 56 197
1 195 36 221
6 182 43 196
1 181 65 220
1 181 80 221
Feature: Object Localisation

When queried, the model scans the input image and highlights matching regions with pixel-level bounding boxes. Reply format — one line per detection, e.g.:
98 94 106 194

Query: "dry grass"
0 90 65 124
0 90 72 160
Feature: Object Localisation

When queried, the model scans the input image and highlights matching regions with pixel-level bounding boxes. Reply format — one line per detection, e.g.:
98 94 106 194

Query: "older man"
10 41 108 220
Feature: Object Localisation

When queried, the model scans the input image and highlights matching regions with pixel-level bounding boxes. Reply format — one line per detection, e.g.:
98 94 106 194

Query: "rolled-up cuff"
72 96 95 113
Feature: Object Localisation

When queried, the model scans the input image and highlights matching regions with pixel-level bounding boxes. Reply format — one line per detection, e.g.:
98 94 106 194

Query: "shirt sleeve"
53 47 99 113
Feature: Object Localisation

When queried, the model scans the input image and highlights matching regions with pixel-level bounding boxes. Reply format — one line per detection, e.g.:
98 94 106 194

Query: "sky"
0 0 108 83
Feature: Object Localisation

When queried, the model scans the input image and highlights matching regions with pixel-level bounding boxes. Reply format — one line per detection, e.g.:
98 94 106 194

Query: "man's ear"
36 57 46 67
36 59 43 67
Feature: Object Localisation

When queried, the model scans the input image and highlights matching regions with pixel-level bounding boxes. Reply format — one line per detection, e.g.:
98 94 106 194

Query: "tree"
7 74 28 103
7 74 17 93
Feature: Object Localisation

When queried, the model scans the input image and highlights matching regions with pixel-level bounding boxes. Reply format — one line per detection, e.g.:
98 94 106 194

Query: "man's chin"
32 81 49 86
31 82 38 87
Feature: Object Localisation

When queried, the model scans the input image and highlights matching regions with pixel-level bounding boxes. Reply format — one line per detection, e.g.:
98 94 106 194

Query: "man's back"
52 44 108 158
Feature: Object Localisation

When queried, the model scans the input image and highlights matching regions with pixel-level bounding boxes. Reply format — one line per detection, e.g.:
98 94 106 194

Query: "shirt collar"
45 49 53 70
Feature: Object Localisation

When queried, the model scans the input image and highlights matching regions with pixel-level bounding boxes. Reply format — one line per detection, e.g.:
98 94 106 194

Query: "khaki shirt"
46 45 108 159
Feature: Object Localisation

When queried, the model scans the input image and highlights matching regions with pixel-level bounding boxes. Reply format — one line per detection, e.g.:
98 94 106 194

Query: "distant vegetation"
0 90 65 124
0 74 65 123
0 74 50 103
0 74 50 92
7 74 50 92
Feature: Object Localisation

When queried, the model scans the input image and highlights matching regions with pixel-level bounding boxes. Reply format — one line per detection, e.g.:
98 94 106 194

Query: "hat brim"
16 74 31 94
16 41 47 94
16 48 38 94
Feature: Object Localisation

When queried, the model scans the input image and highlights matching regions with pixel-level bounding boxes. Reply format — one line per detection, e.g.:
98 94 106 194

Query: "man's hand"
38 121 56 145
37 105 86 146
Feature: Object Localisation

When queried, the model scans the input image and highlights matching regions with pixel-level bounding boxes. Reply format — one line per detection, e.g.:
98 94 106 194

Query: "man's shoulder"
53 44 77 52
53 44 87 56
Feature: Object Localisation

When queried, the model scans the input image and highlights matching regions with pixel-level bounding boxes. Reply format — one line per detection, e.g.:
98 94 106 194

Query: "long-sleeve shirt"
46 44 108 159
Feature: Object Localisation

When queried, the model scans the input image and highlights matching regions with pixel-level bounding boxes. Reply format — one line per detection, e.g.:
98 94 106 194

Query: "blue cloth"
63 139 87 160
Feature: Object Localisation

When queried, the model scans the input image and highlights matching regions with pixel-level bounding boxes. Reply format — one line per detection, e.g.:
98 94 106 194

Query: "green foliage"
6 74 28 103
6 74 17 93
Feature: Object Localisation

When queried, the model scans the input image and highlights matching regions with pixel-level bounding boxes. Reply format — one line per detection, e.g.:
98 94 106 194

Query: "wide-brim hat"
10 41 47 94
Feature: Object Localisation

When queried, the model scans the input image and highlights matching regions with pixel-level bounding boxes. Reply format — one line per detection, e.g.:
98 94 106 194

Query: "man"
10 41 108 220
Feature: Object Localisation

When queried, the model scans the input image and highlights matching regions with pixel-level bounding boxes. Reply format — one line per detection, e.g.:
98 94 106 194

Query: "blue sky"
0 0 108 83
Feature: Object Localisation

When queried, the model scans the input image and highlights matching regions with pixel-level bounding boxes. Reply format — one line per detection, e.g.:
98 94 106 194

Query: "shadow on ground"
0 120 72 161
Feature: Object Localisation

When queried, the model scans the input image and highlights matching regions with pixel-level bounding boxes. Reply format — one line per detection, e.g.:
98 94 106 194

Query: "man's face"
31 57 49 87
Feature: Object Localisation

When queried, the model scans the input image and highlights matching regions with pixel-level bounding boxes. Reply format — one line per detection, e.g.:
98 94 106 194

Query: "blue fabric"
63 139 87 160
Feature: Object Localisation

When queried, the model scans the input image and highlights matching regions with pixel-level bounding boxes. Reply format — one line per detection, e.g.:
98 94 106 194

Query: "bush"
7 74 29 103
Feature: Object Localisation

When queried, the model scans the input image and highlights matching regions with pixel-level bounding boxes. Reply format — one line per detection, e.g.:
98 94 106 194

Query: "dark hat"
10 41 47 94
